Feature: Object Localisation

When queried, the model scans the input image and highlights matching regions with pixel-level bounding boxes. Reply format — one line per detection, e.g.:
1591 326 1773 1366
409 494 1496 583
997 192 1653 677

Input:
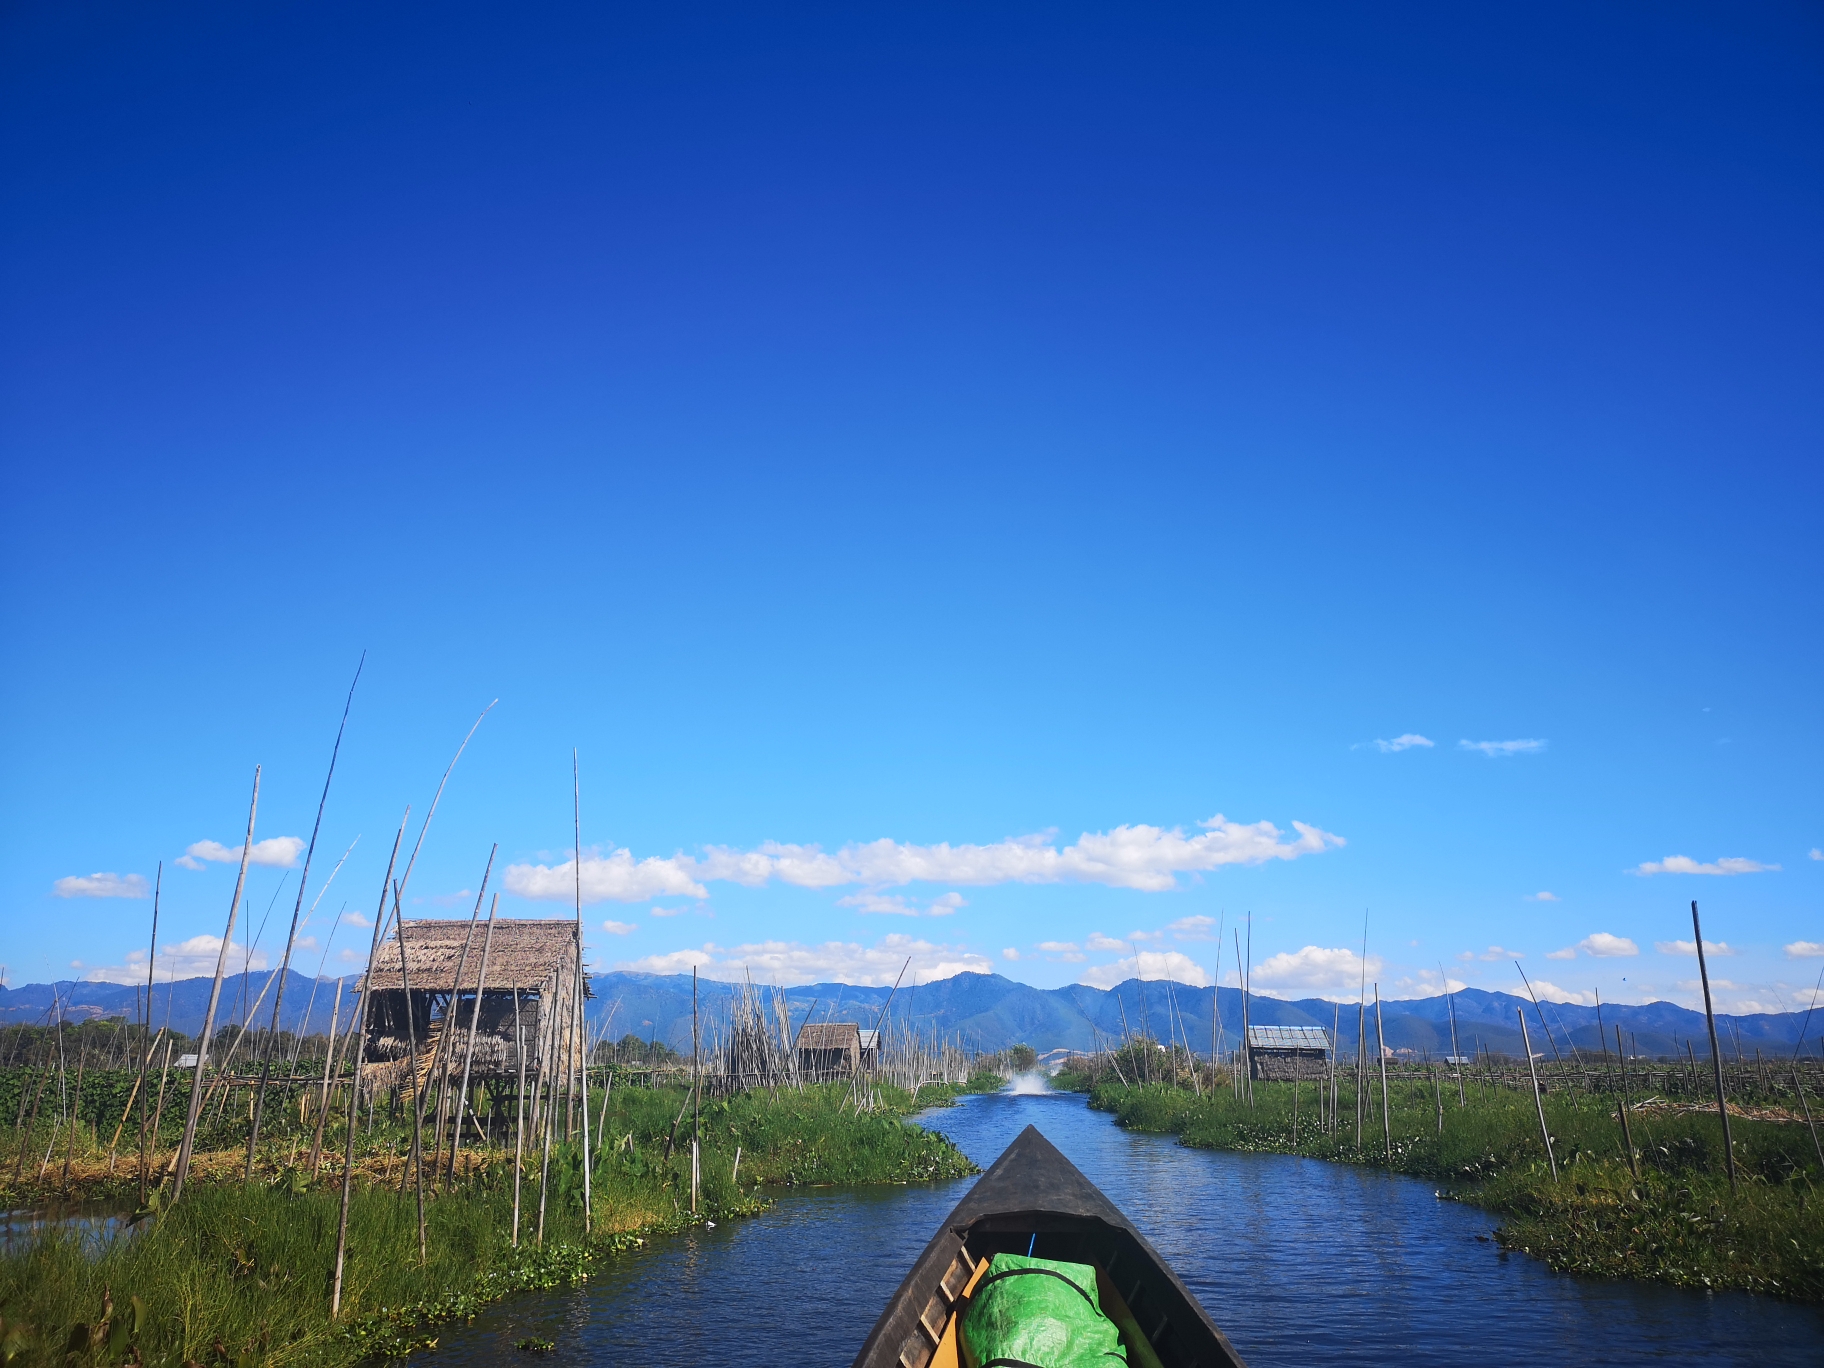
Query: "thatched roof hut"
360 917 583 1082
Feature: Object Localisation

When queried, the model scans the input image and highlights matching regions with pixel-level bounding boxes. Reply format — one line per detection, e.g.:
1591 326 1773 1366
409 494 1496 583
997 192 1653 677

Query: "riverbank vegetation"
0 1078 976 1368
1058 1053 1824 1301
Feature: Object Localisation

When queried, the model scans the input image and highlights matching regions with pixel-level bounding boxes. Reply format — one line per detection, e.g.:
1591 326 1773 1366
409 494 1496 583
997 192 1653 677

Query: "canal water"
435 1089 1822 1365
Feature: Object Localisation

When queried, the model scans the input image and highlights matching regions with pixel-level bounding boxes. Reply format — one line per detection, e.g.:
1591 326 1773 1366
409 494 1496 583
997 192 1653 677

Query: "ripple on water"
434 1091 1823 1367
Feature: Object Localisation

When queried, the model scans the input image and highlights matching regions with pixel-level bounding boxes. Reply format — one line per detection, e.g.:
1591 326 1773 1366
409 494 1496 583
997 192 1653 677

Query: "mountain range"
4 970 1818 1061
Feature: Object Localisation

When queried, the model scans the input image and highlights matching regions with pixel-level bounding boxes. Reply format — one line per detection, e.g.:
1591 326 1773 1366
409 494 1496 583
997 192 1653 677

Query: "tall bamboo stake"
1614 1024 1638 1177
305 975 345 1173
536 970 558 1246
61 1039 88 1191
573 753 591 1231
1355 909 1369 1143
1373 985 1391 1164
430 849 495 1177
172 766 260 1203
511 987 526 1247
331 807 408 1321
1441 964 1465 1107
390 882 428 1261
248 658 362 1179
448 891 500 1188
1691 901 1737 1193
134 864 162 1199
1518 1008 1557 1179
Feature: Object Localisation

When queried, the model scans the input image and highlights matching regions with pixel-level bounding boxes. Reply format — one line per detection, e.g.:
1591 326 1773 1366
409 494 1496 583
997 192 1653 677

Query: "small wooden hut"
795 1021 879 1077
1244 1024 1331 1081
361 917 585 1088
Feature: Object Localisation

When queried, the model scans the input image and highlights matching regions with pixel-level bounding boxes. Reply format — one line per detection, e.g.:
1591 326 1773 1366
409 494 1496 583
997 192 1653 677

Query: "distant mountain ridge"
4 970 1816 1061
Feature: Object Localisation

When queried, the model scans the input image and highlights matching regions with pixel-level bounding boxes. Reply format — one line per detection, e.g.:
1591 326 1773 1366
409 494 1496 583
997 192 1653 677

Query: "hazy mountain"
6 969 1815 1062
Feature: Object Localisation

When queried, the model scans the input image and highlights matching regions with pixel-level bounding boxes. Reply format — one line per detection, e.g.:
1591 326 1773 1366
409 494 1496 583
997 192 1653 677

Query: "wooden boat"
852 1124 1248 1368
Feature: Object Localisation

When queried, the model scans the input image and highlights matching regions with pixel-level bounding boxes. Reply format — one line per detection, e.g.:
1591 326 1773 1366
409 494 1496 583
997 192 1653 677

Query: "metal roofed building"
1244 1024 1331 1081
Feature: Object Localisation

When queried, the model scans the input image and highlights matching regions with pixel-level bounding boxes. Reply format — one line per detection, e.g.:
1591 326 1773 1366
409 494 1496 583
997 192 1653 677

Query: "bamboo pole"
331 807 408 1321
146 1036 175 1175
132 864 162 1194
1614 1024 1638 1177
248 659 361 1178
536 971 559 1246
173 766 260 1203
573 753 591 1231
61 1039 88 1191
430 849 495 1178
512 987 526 1247
1791 1068 1823 1171
1690 901 1737 1193
1441 965 1465 1107
1355 909 1368 1144
448 891 499 1188
390 883 428 1261
692 965 700 1214
1518 1008 1557 1179
305 976 345 1173
1373 986 1391 1164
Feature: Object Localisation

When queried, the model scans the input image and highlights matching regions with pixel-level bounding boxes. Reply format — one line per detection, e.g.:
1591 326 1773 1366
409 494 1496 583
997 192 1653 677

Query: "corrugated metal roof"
1246 1025 1330 1050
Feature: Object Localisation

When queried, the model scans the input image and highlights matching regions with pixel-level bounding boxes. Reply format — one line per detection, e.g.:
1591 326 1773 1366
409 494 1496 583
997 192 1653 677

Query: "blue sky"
2 3 1819 1015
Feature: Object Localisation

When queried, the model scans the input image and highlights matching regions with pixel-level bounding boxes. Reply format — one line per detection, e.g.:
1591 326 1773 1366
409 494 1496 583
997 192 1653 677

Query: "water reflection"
434 1090 1822 1366
0 1202 134 1257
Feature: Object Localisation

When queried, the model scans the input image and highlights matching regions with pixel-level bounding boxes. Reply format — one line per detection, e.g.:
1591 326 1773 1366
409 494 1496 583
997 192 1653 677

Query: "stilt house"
361 917 585 1088
794 1021 879 1077
1244 1024 1331 1081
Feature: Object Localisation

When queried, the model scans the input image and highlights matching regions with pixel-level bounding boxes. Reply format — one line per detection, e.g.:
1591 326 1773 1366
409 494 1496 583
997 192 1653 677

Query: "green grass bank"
0 1080 978 1368
1060 1070 1824 1302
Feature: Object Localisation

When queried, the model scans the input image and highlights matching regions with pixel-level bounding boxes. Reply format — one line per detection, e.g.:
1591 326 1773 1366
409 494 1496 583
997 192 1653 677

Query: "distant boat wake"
1005 1071 1051 1095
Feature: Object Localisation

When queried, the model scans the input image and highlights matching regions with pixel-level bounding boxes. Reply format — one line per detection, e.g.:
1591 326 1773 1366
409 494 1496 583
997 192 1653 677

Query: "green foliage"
1093 1077 1824 1301
0 1080 976 1367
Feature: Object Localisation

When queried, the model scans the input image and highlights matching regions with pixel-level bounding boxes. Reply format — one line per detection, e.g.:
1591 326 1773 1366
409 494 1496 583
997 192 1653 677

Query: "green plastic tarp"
958 1253 1128 1368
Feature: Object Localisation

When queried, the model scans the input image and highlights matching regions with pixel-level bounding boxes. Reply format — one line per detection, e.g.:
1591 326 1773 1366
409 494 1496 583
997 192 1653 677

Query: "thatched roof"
796 1022 861 1050
361 917 579 993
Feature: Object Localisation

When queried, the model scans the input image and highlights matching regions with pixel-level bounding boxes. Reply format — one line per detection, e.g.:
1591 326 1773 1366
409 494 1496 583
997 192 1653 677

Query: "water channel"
436 1089 1821 1365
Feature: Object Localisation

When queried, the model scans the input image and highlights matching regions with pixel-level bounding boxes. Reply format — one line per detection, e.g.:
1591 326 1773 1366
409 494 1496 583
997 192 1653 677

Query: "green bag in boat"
959 1253 1127 1368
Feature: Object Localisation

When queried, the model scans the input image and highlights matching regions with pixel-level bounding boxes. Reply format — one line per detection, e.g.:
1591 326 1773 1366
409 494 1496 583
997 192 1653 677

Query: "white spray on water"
1006 1071 1051 1095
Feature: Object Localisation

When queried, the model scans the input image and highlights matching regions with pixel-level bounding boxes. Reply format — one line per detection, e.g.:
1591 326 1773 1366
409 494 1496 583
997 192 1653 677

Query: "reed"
1085 1075 1824 1301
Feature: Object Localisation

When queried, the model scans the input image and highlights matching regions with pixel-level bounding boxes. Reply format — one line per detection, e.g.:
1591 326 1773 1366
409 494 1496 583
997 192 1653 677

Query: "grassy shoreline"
0 1080 982 1367
1060 1072 1824 1302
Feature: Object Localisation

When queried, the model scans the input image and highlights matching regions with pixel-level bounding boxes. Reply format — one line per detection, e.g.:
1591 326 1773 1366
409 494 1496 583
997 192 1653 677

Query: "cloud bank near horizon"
505 813 1345 904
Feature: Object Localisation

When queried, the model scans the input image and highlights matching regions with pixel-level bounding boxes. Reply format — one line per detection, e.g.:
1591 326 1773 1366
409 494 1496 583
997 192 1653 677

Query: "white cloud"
1810 848 1823 862
345 911 373 929
839 892 920 917
1395 968 1468 996
1785 941 1824 959
1476 945 1523 961
1546 947 1576 960
337 947 361 963
505 849 709 902
1002 947 1021 961
1169 915 1216 940
650 906 686 917
601 920 637 935
174 836 305 871
612 933 992 986
1459 739 1546 758
294 936 319 952
1525 891 1561 902
1512 979 1597 1006
1036 941 1086 962
503 813 1344 904
836 890 967 917
1656 939 1734 956
1085 932 1130 953
1247 945 1381 1000
1372 734 1434 753
81 933 268 985
1081 949 1212 990
53 872 149 899
1629 855 1779 877
1579 932 1639 957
